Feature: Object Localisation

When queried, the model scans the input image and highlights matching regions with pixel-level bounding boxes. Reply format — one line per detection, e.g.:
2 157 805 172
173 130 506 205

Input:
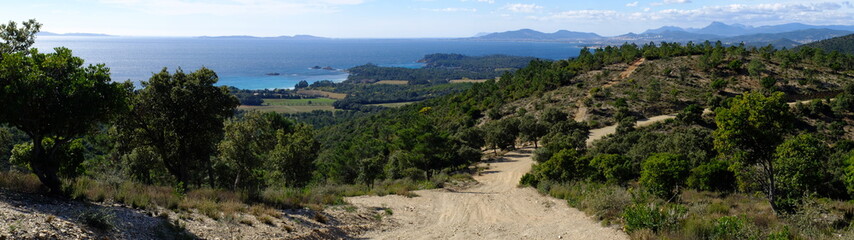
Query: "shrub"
78 208 115 231
535 149 591 182
640 153 690 199
622 203 685 233
711 215 754 239
687 160 736 192
589 154 634 184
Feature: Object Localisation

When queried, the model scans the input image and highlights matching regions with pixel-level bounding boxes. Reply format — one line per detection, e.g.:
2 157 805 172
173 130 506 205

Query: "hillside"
797 34 854 54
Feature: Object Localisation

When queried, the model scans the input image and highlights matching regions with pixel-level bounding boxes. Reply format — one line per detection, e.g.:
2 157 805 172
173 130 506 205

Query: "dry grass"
449 79 489 83
237 104 336 113
296 90 347 99
374 80 409 85
0 171 44 193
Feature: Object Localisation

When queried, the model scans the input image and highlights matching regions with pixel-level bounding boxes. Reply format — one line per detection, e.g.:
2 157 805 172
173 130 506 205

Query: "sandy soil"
347 148 628 240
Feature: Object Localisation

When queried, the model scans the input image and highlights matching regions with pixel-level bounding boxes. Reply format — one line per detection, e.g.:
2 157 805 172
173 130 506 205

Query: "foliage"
640 153 690 199
773 134 832 211
116 68 239 188
713 91 793 212
482 117 519 152
517 115 548 148
345 54 534 83
0 19 41 54
622 203 686 233
589 154 634 185
0 44 130 193
687 160 736 192
533 149 591 182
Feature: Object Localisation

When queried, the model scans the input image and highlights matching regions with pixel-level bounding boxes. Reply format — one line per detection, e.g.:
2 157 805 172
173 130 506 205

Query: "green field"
365 101 421 108
238 98 337 113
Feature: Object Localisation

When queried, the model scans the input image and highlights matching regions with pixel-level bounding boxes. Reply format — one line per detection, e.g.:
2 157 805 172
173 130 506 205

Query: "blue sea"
33 37 582 90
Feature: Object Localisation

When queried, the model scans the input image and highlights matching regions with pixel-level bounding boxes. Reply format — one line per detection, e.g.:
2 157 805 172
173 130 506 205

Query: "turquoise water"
33 37 582 89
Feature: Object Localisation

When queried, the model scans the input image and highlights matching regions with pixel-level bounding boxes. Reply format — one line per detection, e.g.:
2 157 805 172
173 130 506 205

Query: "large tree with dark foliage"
0 43 130 194
714 91 793 212
117 68 239 188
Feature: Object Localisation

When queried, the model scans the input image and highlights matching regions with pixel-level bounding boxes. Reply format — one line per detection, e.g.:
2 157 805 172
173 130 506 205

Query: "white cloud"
530 1 851 25
427 8 478 12
503 3 544 13
651 0 692 7
460 0 495 3
626 1 639 7
99 0 364 15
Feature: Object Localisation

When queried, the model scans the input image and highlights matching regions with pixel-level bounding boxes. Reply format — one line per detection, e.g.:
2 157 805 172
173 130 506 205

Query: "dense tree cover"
215 111 319 195
797 34 854 55
116 68 239 188
346 54 535 84
0 45 130 193
330 82 472 111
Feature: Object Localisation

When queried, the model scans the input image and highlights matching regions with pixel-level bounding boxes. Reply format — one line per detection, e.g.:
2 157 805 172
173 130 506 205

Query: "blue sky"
3 0 852 37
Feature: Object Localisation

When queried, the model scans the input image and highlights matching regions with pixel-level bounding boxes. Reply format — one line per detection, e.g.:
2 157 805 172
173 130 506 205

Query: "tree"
518 115 548 148
216 111 292 192
483 118 519 153
677 104 703 125
117 68 239 188
0 47 130 193
773 134 831 211
0 19 41 55
295 80 309 89
640 153 690 199
268 123 320 187
714 91 793 212
541 108 568 125
747 60 765 78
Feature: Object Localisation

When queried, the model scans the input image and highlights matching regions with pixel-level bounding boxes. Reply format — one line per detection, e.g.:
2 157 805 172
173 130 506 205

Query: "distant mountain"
641 26 688 34
796 34 854 54
198 35 328 40
723 29 853 45
612 30 723 42
642 22 854 37
38 32 111 37
475 29 601 41
694 21 752 36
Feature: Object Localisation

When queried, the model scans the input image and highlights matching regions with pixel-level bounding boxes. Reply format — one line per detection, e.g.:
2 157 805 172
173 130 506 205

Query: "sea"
33 37 583 90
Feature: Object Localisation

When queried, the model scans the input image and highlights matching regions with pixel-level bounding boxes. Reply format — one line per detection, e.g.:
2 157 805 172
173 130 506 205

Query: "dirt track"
347 147 628 239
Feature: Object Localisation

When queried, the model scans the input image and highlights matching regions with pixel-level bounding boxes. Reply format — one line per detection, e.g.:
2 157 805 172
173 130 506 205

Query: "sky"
2 0 852 38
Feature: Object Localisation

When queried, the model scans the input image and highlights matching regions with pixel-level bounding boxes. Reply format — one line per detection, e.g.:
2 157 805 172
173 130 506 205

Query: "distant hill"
198 35 328 40
723 29 853 47
475 29 601 41
797 34 854 54
650 22 854 37
37 32 111 37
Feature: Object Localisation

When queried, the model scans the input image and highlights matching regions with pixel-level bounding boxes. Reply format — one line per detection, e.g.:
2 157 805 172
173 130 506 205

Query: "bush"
78 208 115 231
589 154 634 184
711 215 755 239
622 203 685 233
640 153 690 199
687 160 736 192
535 149 591 182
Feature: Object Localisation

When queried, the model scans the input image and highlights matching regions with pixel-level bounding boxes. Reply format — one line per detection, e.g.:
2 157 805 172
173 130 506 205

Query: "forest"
3 19 854 239
345 53 535 84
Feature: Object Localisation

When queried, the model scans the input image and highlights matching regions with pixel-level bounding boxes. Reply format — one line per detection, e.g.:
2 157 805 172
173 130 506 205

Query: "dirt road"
347 148 628 239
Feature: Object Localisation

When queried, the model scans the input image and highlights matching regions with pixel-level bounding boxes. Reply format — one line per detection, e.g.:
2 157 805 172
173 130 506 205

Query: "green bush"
687 160 736 192
711 215 755 239
589 154 634 184
640 153 690 199
535 149 591 182
774 134 830 211
623 203 686 233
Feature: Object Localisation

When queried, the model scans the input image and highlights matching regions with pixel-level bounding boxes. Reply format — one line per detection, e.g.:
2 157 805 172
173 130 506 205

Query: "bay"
33 37 582 89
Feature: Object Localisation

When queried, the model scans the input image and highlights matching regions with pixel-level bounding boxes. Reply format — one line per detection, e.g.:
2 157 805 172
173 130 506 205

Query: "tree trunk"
29 136 62 195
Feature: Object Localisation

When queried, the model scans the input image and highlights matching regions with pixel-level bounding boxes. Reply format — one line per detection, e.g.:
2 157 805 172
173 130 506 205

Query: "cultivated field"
238 98 337 113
